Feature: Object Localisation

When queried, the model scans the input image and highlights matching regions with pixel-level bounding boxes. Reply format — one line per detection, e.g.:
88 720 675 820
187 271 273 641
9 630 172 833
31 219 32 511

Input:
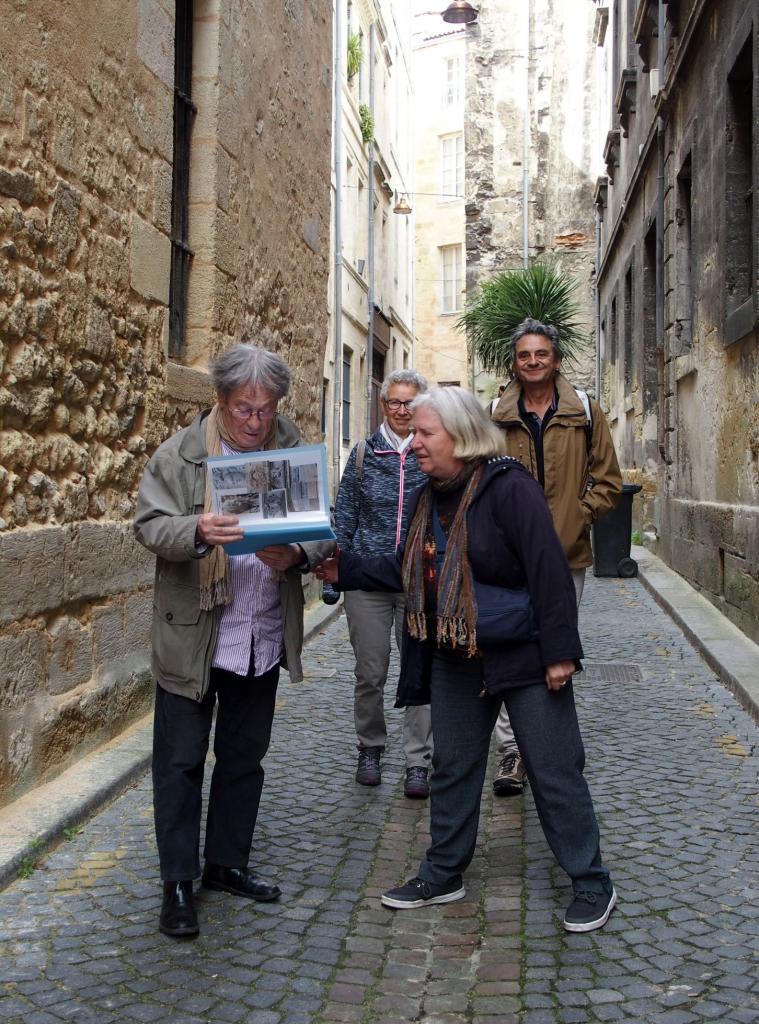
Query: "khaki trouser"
343 590 433 768
495 568 586 754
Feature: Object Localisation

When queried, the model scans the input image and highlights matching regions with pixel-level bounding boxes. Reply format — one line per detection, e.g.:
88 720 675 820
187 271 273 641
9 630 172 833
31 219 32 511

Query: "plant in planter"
457 262 588 377
347 32 363 81
358 103 374 144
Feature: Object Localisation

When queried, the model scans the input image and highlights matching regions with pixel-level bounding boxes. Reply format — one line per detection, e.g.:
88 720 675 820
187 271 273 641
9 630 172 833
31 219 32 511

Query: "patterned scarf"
402 462 484 657
199 404 277 611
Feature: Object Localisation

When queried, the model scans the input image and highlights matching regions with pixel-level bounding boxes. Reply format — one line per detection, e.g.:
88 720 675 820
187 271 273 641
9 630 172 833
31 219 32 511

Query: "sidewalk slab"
0 598 342 891
632 543 759 723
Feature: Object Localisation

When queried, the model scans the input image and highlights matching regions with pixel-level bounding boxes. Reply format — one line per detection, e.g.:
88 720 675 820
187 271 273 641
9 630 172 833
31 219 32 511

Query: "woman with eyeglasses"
134 343 334 939
328 369 433 798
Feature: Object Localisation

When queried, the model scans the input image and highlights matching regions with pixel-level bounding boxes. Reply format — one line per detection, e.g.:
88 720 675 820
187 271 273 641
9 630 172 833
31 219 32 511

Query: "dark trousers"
152 662 280 881
418 653 611 894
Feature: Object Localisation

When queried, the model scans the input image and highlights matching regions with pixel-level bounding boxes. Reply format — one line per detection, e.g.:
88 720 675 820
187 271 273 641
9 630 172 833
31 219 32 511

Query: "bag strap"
573 387 593 454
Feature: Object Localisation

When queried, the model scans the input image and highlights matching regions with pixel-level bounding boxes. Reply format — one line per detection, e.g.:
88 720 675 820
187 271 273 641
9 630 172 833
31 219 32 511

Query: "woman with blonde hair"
316 386 615 933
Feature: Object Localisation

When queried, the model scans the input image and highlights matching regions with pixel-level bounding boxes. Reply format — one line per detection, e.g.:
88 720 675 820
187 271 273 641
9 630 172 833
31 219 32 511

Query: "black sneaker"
356 747 382 786
403 766 430 799
381 876 465 909
563 886 617 932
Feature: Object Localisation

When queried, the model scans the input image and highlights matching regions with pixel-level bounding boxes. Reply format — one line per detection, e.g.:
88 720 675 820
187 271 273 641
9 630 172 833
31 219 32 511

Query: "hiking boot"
356 747 382 786
381 876 465 909
493 751 527 796
403 766 430 799
563 886 617 933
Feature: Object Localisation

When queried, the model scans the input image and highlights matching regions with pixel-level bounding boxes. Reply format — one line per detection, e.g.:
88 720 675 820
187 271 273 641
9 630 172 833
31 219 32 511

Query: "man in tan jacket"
490 318 622 795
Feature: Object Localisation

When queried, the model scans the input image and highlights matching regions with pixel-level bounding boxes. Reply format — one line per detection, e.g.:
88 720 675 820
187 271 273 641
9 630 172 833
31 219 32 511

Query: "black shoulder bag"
432 502 538 647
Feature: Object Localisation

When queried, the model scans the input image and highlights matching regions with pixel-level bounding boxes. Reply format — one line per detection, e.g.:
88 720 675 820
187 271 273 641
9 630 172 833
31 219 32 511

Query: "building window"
342 350 352 445
725 33 754 339
440 133 464 200
440 244 463 314
623 260 633 393
168 1 196 360
321 378 329 434
442 56 461 108
675 152 693 355
642 221 658 418
370 346 386 431
438 380 461 387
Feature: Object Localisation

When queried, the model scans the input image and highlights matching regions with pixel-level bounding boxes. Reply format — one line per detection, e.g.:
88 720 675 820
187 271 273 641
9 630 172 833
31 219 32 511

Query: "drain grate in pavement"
581 662 642 682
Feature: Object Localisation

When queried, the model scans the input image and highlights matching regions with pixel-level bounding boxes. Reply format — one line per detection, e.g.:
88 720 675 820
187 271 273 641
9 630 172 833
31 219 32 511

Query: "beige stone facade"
412 14 469 391
0 0 332 804
594 0 759 642
464 0 601 398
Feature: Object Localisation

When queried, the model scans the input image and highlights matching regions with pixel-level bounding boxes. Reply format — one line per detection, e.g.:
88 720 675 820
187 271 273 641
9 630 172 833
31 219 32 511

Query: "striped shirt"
210 439 283 678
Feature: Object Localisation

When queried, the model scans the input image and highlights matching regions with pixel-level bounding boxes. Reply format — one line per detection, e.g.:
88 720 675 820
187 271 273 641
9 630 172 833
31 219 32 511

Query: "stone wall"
465 0 599 393
596 0 759 642
0 0 333 805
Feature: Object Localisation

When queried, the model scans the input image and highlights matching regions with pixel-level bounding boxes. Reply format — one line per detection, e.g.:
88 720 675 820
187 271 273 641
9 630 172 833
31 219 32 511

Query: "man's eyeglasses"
384 399 414 411
227 404 277 422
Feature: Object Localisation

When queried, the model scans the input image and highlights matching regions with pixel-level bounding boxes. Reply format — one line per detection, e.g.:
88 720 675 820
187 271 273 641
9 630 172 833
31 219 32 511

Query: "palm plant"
457 263 588 377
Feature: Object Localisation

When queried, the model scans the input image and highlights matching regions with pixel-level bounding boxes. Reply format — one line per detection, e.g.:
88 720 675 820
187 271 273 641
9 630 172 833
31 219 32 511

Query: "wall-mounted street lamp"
393 193 413 215
441 1 478 24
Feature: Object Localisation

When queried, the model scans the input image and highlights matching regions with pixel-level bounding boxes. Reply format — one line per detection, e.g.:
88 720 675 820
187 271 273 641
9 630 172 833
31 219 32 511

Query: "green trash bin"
591 483 642 578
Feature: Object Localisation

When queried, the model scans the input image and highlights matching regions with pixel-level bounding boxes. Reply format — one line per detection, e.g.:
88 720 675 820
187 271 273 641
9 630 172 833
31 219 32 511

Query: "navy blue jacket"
337 457 583 704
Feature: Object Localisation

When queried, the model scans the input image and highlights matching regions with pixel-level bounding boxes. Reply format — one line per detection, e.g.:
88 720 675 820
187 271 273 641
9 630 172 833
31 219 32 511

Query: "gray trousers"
343 590 433 768
418 651 611 895
495 568 586 753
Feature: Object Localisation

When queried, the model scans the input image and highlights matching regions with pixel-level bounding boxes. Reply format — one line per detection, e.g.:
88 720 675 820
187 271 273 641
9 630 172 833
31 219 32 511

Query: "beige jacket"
133 410 333 700
492 373 622 568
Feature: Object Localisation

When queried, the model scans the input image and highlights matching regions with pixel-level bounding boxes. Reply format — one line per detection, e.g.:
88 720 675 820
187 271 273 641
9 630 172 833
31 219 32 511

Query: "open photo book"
206 443 336 556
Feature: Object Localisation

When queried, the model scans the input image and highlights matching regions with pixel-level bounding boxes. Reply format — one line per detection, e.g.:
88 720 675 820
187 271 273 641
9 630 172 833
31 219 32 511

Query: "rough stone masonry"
0 0 333 804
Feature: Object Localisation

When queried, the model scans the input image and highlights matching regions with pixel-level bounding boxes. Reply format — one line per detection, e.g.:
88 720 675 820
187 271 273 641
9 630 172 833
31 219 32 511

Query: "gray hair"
380 368 429 401
509 318 563 363
411 386 506 461
209 343 292 399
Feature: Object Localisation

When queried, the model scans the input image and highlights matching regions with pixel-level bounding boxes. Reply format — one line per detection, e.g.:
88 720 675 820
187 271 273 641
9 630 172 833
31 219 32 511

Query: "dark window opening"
642 221 658 417
675 153 693 355
610 293 618 406
725 35 753 317
370 346 386 432
623 262 634 392
342 352 352 445
169 1 197 361
321 378 329 434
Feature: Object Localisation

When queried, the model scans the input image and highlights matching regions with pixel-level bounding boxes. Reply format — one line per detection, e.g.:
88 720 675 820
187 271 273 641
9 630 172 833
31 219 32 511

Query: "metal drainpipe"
365 23 376 437
595 203 602 399
332 0 344 496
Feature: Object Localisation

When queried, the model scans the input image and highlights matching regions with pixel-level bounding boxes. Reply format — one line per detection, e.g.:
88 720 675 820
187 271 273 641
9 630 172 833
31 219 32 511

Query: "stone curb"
632 543 759 724
0 598 343 892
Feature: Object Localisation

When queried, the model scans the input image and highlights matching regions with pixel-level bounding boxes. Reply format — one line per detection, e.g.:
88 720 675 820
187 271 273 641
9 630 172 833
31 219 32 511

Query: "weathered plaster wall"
0 0 333 805
597 0 759 642
465 0 599 393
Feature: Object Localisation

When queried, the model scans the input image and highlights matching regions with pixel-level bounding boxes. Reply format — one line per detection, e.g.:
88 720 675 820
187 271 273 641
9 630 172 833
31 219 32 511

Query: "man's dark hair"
509 318 563 363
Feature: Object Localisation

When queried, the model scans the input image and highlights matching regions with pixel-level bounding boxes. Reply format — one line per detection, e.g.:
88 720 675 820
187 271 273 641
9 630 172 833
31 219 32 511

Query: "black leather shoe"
201 863 281 902
159 880 199 938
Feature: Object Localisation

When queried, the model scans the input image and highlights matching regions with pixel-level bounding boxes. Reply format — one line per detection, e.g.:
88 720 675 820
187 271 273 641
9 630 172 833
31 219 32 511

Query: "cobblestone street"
0 574 757 1024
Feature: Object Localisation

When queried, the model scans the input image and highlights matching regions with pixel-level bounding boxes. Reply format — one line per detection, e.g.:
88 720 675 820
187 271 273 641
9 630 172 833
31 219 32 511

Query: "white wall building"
325 0 416 493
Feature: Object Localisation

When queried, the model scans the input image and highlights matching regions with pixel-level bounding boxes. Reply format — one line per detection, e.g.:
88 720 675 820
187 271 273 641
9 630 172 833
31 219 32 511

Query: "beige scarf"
199 404 277 611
